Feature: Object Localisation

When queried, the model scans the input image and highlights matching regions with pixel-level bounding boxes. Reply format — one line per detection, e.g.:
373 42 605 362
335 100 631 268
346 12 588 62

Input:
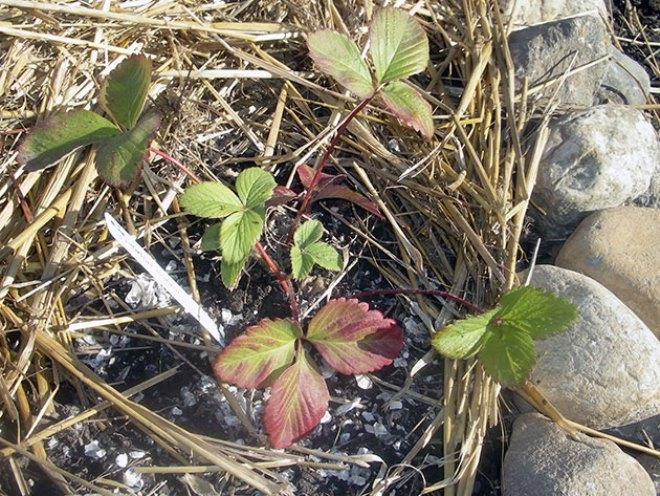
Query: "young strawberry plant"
18 55 159 188
431 286 578 386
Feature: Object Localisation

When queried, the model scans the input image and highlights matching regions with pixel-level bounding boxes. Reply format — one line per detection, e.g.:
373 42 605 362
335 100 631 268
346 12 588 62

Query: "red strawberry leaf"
313 184 382 217
212 318 302 389
306 298 404 375
266 185 299 207
263 348 329 449
296 164 344 190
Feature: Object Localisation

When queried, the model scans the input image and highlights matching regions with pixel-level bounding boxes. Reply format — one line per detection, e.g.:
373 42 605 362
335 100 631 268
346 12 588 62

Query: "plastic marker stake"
104 212 223 344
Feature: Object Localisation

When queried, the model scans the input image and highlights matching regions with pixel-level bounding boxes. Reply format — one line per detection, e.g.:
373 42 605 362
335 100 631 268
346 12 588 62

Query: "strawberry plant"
18 55 159 188
431 286 578 386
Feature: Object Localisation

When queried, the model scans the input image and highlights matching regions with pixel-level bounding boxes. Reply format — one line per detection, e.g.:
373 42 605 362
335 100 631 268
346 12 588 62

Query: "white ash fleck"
47 437 58 449
115 453 128 468
321 410 333 424
171 406 183 416
221 308 243 326
388 400 403 410
394 351 409 368
335 397 363 415
355 375 373 389
84 440 106 459
165 260 177 272
129 451 146 459
364 422 390 439
403 316 428 343
125 274 172 308
388 139 401 152
180 386 197 407
123 468 143 489
199 375 217 393
361 412 375 423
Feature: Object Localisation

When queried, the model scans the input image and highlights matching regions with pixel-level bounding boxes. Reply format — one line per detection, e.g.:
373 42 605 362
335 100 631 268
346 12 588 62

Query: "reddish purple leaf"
263 349 329 449
307 298 404 375
266 185 299 207
213 318 302 389
296 164 344 190
313 184 382 217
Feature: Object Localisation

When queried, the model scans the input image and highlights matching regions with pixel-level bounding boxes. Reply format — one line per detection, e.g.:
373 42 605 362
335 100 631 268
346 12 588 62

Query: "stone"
556 207 660 333
503 413 655 496
532 105 659 237
508 15 610 107
595 48 651 105
522 265 660 429
636 455 660 494
501 0 608 28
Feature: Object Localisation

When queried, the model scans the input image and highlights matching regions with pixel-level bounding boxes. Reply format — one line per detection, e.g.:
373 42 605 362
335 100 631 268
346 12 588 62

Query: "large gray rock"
533 105 659 237
556 207 660 334
503 413 655 496
502 0 608 28
596 48 651 105
508 15 609 107
523 265 660 429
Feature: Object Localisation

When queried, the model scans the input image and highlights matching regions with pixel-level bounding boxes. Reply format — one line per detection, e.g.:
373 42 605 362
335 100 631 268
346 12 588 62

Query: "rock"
503 413 655 496
501 0 607 28
508 15 609 107
595 48 651 105
522 265 660 429
532 105 659 237
636 454 660 494
556 207 660 334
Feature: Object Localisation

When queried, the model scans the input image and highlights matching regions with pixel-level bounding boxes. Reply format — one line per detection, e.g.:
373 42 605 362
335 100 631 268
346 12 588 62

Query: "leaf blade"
495 286 578 340
308 30 374 99
313 184 382 217
380 81 434 139
221 255 248 289
263 349 330 448
479 326 536 387
370 7 429 84
236 167 277 209
19 110 120 171
293 220 324 249
100 54 152 129
180 182 243 219
431 309 498 359
307 298 404 375
306 242 342 271
290 245 315 280
94 111 160 187
213 318 301 389
220 209 264 263
200 223 222 252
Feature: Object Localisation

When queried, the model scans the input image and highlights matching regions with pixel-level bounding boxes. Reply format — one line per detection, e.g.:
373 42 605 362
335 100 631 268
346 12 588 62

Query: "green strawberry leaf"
236 167 277 209
307 30 374 99
306 242 342 271
19 110 120 172
263 348 329 448
290 244 314 280
213 318 302 389
180 182 243 219
220 208 264 263
380 81 434 139
100 54 152 130
478 325 536 387
431 309 499 359
370 7 429 84
221 255 248 289
200 223 222 252
495 286 578 340
95 111 160 188
307 298 403 375
293 219 324 248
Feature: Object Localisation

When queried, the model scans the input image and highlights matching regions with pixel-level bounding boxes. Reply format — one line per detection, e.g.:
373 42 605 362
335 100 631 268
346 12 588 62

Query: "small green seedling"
308 7 433 138
19 55 159 188
432 286 578 386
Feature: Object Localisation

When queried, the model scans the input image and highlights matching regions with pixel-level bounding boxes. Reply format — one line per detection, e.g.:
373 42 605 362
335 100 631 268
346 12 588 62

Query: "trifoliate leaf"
220 208 264 263
263 349 330 448
213 318 302 389
293 220 324 249
307 298 403 375
180 182 243 219
19 110 120 171
100 54 152 130
200 223 222 252
306 242 342 271
479 325 536 387
308 30 374 99
221 255 248 289
431 309 498 359
370 7 429 84
95 112 160 188
235 167 277 209
495 286 579 339
380 81 434 139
